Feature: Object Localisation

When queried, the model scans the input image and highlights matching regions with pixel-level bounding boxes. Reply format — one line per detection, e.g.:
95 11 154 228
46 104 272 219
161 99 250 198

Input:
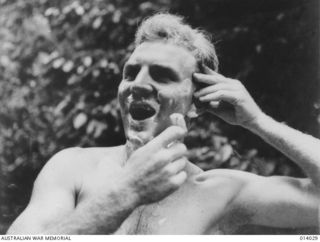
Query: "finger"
170 171 187 187
199 90 240 105
168 113 187 147
193 73 232 86
193 73 221 85
203 64 217 75
194 83 235 97
160 142 187 163
149 126 186 148
163 158 187 175
170 113 187 132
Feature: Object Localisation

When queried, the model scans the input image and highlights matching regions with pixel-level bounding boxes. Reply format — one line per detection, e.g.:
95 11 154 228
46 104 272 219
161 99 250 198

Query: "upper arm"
234 175 320 228
7 148 81 234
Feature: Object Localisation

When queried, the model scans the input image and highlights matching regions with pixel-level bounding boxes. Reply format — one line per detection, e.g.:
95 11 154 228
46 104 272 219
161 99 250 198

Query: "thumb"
167 113 187 148
170 113 187 132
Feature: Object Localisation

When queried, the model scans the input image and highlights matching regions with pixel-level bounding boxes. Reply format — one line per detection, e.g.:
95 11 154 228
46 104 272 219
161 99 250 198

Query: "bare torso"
8 146 318 234
114 180 244 235
74 146 250 234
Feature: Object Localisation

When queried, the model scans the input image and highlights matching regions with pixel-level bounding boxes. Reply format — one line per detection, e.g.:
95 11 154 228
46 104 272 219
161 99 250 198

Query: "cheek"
117 81 131 107
158 81 193 113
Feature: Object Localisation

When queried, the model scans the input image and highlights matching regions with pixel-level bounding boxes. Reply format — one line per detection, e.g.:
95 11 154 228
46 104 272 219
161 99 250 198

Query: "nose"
131 67 154 99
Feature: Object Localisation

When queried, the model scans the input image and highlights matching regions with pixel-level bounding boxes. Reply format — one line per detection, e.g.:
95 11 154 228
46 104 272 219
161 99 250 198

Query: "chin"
123 115 159 157
126 114 167 145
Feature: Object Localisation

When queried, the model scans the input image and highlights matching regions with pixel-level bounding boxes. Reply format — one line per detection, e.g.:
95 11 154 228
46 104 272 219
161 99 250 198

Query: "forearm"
44 188 139 234
246 113 320 186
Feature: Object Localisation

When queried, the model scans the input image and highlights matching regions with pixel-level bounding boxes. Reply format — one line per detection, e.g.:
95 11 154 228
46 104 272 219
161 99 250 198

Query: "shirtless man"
7 13 320 234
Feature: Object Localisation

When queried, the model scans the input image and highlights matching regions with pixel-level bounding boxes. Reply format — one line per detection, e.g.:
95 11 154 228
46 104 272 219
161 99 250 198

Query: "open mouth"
129 102 156 121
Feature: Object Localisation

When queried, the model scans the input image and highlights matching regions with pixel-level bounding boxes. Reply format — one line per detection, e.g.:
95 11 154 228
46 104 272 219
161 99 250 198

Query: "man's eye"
149 66 178 84
124 66 140 81
150 72 171 83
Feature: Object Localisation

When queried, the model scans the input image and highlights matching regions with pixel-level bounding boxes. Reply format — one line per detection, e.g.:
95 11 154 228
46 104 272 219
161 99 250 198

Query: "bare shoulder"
34 147 82 188
196 169 319 230
187 169 256 209
195 168 316 204
35 146 124 190
183 169 260 233
45 145 124 168
189 168 259 210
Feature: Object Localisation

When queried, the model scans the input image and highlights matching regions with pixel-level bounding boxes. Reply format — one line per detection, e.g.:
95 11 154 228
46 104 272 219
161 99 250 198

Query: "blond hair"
135 13 219 71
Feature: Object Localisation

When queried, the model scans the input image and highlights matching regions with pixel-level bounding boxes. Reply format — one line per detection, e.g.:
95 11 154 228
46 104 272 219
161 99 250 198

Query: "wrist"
242 112 269 133
114 178 141 210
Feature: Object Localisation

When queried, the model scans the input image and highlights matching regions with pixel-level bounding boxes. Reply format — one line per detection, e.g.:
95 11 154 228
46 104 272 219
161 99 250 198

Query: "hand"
123 113 188 205
193 66 263 128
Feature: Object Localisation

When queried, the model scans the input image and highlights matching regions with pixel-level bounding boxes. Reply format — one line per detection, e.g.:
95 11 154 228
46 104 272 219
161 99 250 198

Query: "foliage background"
0 0 319 234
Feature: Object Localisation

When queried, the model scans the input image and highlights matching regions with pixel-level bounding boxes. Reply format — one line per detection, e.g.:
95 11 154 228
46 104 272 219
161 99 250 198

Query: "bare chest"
114 185 240 235
115 201 216 234
78 152 247 234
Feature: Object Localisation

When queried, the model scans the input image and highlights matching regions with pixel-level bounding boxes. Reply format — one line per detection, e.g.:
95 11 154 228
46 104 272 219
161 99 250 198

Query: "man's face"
118 42 197 147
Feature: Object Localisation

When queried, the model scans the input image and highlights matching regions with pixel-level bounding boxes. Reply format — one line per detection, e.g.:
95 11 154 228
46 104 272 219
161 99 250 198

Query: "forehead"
127 42 197 75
